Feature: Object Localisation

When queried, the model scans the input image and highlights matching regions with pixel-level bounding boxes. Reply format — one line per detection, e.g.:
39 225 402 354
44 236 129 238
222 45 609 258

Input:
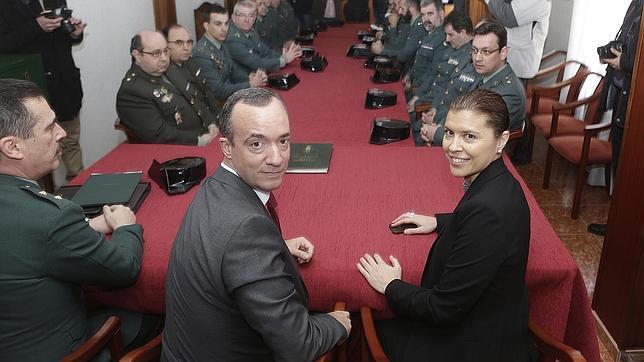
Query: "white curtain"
566 0 632 188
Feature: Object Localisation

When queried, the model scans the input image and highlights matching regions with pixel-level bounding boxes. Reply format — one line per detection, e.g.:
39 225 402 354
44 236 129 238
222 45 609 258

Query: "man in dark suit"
0 0 86 181
0 79 151 361
162 88 350 361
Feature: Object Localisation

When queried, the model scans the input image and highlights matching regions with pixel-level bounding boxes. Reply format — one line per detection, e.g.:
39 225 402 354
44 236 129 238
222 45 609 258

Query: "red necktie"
266 192 282 234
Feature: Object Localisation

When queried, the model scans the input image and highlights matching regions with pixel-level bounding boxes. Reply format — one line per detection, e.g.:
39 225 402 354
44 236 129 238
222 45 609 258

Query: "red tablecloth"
76 24 599 362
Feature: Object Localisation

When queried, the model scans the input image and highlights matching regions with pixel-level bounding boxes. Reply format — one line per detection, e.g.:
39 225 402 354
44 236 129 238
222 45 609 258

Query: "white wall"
543 0 573 55
53 0 155 185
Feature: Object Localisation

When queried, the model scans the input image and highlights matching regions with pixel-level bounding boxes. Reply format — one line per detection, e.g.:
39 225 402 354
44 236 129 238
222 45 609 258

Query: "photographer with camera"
588 0 642 236
0 0 87 182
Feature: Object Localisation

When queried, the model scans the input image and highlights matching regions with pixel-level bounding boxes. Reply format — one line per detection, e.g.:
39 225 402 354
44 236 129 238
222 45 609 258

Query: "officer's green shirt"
116 62 219 145
0 173 143 360
409 25 447 87
382 13 427 64
430 63 526 144
193 35 250 100
225 22 283 75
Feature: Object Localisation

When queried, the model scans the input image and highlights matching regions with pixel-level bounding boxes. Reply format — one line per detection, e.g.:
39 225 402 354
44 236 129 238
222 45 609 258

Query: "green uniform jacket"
382 14 427 65
431 63 526 144
383 17 411 52
0 173 144 361
409 25 447 87
276 0 298 42
225 22 282 75
193 36 250 101
259 9 282 50
416 40 472 103
116 62 219 145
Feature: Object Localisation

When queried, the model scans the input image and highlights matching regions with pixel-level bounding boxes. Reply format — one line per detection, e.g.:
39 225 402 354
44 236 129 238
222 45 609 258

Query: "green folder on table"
71 171 142 207
287 143 333 173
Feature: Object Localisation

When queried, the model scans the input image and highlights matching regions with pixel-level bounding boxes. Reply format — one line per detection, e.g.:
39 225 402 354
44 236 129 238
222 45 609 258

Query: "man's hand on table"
90 205 136 234
285 236 315 264
282 42 302 64
370 40 384 55
249 69 268 87
357 253 402 294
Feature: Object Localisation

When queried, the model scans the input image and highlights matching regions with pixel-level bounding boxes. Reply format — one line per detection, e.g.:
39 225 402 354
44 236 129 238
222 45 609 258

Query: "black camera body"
44 1 75 34
597 40 624 59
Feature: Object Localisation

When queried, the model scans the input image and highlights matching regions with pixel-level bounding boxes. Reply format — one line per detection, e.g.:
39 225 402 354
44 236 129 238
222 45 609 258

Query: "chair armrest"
584 121 612 136
529 318 586 362
551 91 602 112
532 71 587 96
62 316 123 362
509 127 523 141
360 307 390 362
415 102 432 121
540 50 567 64
119 331 163 362
316 301 348 362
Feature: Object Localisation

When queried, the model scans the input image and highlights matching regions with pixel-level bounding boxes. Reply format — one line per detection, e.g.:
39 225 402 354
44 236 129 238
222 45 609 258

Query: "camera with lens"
597 40 624 59
43 0 76 34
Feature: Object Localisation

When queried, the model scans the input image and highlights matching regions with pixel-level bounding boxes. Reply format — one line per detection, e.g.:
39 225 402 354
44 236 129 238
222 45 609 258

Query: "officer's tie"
266 192 282 234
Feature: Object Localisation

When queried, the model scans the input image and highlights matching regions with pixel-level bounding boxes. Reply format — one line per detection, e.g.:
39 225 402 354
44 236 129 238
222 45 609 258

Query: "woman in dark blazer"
358 89 533 362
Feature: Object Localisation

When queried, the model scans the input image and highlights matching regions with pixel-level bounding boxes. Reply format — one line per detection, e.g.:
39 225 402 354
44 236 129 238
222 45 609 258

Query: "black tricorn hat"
365 88 397 109
369 118 410 144
372 66 401 83
301 55 328 72
346 44 372 58
267 73 300 90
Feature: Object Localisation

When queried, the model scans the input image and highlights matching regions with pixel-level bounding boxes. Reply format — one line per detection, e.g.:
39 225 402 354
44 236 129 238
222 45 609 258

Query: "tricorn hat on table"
148 157 206 194
369 118 410 144
301 54 328 72
364 55 395 69
347 44 372 58
365 89 397 109
371 65 401 83
267 73 300 90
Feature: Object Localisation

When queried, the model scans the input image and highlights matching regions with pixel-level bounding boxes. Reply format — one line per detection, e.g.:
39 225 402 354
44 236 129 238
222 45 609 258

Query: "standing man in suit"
193 3 267 101
226 0 302 75
0 0 86 181
0 79 153 361
162 88 350 361
116 30 218 145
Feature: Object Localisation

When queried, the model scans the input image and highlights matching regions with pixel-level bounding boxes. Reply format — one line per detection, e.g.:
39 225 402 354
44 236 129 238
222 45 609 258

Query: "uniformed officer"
421 20 525 145
193 4 267 101
274 0 299 41
409 10 473 145
116 30 218 146
163 24 222 131
226 0 302 75
377 0 411 53
0 79 155 361
404 0 447 101
255 0 277 50
371 0 427 68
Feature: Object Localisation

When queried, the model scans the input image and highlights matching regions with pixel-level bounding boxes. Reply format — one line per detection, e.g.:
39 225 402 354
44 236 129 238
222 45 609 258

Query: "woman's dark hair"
449 89 509 137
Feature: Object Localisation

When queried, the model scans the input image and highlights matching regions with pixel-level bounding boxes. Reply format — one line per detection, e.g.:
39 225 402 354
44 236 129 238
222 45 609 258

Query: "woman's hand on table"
357 253 402 294
285 236 315 264
391 212 437 235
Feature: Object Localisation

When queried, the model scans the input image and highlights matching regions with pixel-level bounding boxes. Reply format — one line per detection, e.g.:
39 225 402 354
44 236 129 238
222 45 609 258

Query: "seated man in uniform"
0 79 157 361
163 23 221 135
226 0 302 75
116 30 219 146
420 20 526 146
193 3 267 101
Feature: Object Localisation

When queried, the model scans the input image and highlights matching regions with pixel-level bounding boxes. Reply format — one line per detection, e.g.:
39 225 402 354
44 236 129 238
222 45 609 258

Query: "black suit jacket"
162 166 346 361
381 158 532 362
0 0 83 121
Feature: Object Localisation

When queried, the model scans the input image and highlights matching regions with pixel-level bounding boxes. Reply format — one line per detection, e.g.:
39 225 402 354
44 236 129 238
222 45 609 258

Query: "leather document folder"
287 143 333 173
71 172 142 208
59 182 151 217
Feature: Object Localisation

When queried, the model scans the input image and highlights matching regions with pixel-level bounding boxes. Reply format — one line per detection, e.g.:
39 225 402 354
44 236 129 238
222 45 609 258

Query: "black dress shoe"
588 223 608 236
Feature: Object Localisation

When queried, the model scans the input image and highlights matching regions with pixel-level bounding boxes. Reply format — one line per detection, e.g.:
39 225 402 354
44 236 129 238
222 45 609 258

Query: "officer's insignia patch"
39 190 47 196
174 110 183 125
153 89 162 98
54 195 63 200
195 68 201 77
448 58 459 65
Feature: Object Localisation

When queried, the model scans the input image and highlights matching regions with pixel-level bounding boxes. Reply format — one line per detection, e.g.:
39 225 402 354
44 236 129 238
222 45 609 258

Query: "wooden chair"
359 307 586 362
119 331 163 362
317 301 348 362
62 316 124 362
414 102 432 121
525 50 568 98
543 120 612 219
527 72 603 162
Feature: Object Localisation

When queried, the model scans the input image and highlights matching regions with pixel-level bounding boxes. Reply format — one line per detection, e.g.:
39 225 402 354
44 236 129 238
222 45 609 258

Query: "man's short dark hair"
420 0 444 11
161 23 183 39
449 88 509 136
0 79 45 139
203 3 228 23
444 10 473 34
404 0 420 11
473 19 507 49
219 88 284 143
130 34 143 53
